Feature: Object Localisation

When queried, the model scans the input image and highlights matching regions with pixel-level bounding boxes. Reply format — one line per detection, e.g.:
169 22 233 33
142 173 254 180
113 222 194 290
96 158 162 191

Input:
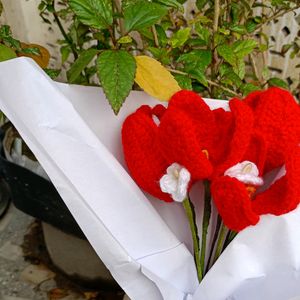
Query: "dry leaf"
84 291 99 300
18 43 50 68
134 56 181 101
48 288 69 300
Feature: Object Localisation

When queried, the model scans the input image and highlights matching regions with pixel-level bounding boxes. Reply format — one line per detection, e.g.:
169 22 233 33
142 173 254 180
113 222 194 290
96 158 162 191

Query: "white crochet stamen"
160 163 191 202
224 161 264 186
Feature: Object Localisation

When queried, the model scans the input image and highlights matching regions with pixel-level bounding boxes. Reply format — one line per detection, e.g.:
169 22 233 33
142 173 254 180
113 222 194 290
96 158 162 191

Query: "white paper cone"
1 58 300 300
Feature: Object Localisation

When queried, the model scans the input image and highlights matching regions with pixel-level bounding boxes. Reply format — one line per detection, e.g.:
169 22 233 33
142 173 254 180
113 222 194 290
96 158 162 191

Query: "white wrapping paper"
0 57 300 300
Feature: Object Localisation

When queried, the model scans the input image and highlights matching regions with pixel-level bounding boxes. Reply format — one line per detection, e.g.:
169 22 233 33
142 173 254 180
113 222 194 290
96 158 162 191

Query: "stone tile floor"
0 204 125 300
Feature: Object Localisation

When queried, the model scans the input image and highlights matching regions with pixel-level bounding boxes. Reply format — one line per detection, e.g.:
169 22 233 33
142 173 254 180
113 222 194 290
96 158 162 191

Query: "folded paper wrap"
0 58 300 300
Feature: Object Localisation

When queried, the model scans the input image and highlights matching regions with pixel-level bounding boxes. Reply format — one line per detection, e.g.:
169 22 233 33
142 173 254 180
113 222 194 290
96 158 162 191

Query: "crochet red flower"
244 87 300 172
122 105 172 202
211 88 300 231
158 91 255 179
212 147 300 231
122 91 215 202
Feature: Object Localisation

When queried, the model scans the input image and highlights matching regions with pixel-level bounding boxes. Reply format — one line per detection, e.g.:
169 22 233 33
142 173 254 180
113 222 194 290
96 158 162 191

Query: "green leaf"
20 47 41 56
196 0 207 9
155 25 168 47
170 28 191 48
0 25 21 50
118 35 133 44
60 45 71 64
97 50 136 114
124 2 167 32
232 39 257 58
245 19 257 33
230 25 246 34
0 44 17 62
233 59 245 79
195 24 210 45
67 48 99 83
148 47 170 64
240 83 260 95
217 44 235 65
218 40 257 79
190 15 212 25
44 68 61 79
177 49 212 71
268 77 289 89
69 0 113 30
189 69 208 87
188 38 207 47
174 74 192 90
219 64 242 87
153 0 183 10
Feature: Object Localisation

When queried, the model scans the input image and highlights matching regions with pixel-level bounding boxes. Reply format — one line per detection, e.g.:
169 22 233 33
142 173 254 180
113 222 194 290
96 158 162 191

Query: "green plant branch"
249 52 260 82
113 0 125 36
183 197 202 282
108 27 117 49
52 2 78 60
254 4 300 33
151 25 159 47
167 68 240 97
211 0 220 97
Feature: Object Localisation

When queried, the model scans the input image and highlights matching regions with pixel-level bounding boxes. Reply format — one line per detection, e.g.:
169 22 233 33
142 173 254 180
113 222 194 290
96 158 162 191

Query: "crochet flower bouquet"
122 86 300 283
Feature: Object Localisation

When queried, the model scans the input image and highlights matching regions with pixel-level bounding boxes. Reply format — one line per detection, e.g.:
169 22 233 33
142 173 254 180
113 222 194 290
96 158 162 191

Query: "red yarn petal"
211 176 260 231
243 132 267 174
245 87 300 171
168 90 216 151
252 147 300 216
158 106 213 180
212 99 254 177
122 105 172 202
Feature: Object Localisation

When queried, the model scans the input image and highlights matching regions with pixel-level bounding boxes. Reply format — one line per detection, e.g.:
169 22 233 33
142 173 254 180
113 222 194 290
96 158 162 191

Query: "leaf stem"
108 27 117 49
151 25 159 48
249 52 260 82
200 180 211 277
113 0 125 36
52 2 78 60
182 197 202 282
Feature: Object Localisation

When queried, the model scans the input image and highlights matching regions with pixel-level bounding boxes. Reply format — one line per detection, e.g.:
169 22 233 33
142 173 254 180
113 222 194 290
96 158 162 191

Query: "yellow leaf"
134 56 181 101
18 43 50 69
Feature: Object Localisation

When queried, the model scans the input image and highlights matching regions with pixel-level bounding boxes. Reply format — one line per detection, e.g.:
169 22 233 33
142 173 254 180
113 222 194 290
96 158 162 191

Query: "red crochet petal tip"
169 90 215 134
253 147 300 216
122 106 172 202
152 104 166 120
211 99 254 177
243 132 267 174
245 87 300 171
211 176 259 231
158 106 213 180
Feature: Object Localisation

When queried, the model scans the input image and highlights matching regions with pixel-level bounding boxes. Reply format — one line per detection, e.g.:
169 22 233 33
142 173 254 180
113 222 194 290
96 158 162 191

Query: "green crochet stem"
183 197 202 282
200 180 212 277
213 222 227 263
205 214 222 274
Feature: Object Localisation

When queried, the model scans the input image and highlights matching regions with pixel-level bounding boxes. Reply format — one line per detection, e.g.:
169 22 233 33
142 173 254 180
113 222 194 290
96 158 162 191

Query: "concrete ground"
0 204 125 300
